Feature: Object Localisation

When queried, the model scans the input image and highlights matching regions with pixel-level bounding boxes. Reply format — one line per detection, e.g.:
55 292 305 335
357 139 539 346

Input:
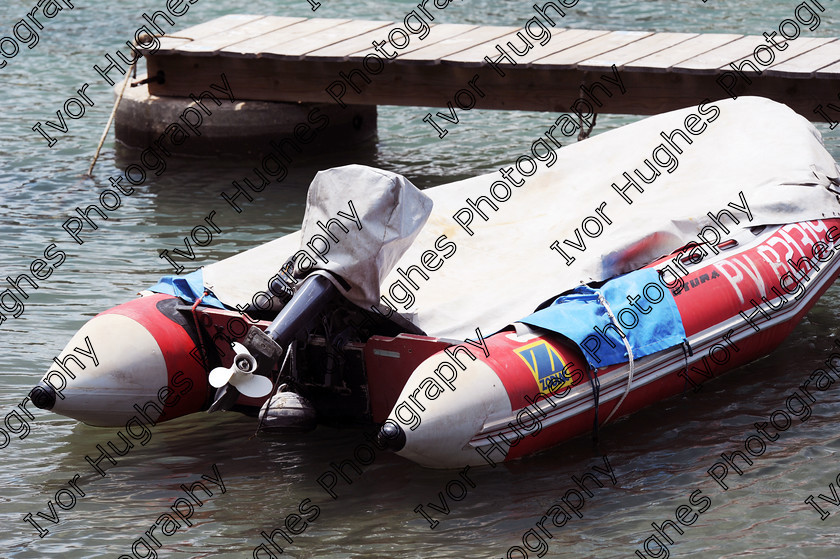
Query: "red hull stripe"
101 294 208 419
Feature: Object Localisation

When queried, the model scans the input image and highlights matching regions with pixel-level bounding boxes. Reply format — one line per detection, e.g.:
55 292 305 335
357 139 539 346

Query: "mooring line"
87 59 137 177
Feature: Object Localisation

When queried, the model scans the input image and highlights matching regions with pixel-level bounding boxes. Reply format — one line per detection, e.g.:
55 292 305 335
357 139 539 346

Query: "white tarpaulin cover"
203 97 840 340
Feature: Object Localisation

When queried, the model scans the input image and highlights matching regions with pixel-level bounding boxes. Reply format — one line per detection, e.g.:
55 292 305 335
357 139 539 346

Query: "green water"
2 0 840 557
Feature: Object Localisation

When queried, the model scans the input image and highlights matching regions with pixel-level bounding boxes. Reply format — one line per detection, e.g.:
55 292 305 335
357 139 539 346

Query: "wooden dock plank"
224 18 351 57
676 36 831 76
169 13 264 40
307 23 480 61
672 35 765 73
156 14 265 53
623 33 742 72
178 16 307 54
765 38 840 77
817 59 840 79
438 27 545 65
399 25 519 63
158 37 192 51
520 29 610 65
759 37 836 75
532 30 653 68
304 23 401 60
443 28 609 66
378 24 482 60
576 32 698 71
263 20 393 57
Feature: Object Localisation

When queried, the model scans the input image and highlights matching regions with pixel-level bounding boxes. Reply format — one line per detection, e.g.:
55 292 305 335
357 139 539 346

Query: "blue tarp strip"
519 268 686 368
147 269 226 309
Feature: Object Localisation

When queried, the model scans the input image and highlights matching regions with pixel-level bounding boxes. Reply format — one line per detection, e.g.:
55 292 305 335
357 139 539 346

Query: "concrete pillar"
114 82 377 155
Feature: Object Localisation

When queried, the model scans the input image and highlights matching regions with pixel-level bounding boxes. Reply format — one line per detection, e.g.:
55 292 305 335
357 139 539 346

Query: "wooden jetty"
143 14 840 121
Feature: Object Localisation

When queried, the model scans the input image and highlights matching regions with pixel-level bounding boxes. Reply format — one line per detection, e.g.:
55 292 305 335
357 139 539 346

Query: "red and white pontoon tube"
383 219 840 468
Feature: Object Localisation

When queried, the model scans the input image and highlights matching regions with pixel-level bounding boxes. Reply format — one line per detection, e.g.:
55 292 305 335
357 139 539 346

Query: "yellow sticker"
514 340 573 394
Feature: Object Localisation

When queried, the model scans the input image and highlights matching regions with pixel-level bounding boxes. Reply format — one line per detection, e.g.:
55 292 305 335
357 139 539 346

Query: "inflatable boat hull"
387 219 840 468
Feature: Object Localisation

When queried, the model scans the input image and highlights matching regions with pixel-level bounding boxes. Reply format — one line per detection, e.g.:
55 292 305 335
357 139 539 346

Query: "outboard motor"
208 165 434 431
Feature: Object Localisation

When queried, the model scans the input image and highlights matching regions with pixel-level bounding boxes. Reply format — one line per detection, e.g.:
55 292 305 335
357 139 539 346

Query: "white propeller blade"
209 342 274 398
208 366 236 388
230 373 274 398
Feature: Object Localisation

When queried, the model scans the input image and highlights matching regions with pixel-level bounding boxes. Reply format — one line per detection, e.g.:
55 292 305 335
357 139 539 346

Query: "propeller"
207 274 337 412
208 342 274 399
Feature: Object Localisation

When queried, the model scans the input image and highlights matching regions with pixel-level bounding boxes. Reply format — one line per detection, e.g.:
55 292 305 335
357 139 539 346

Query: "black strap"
585 365 601 443
680 339 693 397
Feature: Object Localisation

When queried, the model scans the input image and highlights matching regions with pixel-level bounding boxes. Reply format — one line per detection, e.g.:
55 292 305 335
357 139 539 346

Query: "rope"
577 84 597 141
598 291 635 425
584 364 601 442
87 59 136 177
255 341 294 434
189 291 211 371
